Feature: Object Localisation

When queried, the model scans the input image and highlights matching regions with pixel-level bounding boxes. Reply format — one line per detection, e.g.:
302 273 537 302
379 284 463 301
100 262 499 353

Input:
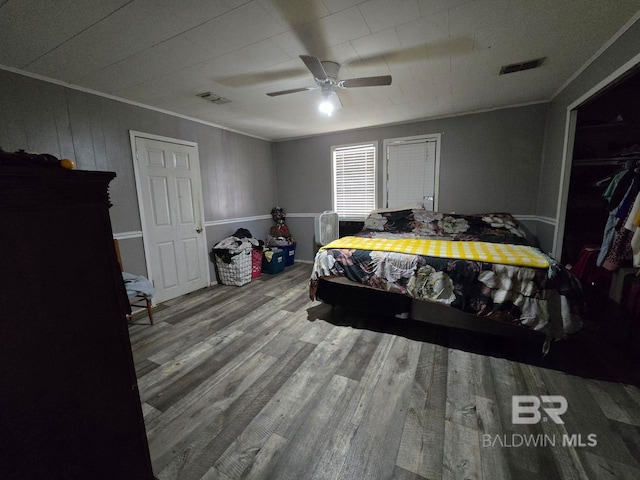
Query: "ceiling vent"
499 57 545 75
196 92 231 104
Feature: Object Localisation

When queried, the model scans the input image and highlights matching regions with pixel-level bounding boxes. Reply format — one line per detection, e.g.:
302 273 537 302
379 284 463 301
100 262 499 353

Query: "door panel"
174 152 190 169
182 237 200 281
386 139 437 209
147 148 166 167
157 241 178 288
134 136 208 303
149 177 171 226
176 178 195 224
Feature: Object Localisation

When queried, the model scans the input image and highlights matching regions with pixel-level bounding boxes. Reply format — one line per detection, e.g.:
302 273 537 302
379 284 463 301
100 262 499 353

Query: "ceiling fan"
266 55 392 115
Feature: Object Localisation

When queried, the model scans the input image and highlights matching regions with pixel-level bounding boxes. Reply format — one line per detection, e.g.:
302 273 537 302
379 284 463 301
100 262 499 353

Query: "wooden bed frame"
315 276 547 342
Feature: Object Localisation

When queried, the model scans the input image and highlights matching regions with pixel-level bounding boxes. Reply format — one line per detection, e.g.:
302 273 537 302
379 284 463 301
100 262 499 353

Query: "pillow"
362 209 530 244
364 208 416 232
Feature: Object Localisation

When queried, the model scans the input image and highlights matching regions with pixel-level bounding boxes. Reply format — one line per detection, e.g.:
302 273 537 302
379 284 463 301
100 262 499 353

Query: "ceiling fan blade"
339 75 392 88
216 67 308 88
267 86 316 97
271 1 330 61
300 55 328 81
330 90 343 109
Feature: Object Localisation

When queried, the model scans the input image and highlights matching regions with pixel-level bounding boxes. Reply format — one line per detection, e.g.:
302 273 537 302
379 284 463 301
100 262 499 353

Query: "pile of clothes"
211 228 263 264
122 272 155 301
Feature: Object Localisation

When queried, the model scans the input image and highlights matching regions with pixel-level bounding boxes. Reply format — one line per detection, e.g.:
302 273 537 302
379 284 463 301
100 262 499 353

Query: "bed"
309 208 584 351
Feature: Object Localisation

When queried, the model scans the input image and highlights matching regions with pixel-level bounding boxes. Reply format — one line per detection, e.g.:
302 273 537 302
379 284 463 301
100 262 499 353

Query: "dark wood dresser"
0 166 154 479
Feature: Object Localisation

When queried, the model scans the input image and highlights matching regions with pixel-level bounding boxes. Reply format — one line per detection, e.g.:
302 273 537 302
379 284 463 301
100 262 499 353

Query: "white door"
132 133 209 304
384 135 440 210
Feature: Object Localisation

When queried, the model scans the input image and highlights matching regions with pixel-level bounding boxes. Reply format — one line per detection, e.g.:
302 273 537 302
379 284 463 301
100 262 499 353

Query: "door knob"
196 226 203 233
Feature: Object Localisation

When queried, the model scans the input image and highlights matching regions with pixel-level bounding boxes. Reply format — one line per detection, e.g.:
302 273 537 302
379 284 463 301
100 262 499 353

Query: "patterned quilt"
310 209 583 340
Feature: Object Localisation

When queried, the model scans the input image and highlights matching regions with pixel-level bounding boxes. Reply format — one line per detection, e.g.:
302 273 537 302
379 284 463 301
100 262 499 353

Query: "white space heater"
315 211 339 245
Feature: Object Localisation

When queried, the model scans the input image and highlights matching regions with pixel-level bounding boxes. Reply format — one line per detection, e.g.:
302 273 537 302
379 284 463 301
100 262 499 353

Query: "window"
332 142 377 220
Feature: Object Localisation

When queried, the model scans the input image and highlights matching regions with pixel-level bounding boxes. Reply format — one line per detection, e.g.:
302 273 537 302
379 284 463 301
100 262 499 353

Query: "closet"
563 66 640 326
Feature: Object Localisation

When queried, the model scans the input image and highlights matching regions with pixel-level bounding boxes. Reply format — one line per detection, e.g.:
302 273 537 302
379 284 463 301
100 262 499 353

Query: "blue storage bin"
281 243 296 266
262 248 285 274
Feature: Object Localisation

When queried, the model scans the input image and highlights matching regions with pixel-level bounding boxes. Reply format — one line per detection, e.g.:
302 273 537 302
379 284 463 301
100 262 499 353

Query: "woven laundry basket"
215 248 252 286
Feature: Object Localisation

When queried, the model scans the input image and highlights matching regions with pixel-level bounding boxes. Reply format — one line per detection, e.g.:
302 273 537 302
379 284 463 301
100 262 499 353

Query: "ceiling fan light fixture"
319 98 334 116
319 87 334 116
265 55 391 116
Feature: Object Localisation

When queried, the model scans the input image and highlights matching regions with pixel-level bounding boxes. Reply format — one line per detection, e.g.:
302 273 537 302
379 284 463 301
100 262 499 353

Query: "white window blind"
386 139 437 209
332 143 376 219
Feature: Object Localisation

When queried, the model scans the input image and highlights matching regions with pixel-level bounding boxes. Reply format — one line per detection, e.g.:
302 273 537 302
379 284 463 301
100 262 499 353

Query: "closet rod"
573 156 640 167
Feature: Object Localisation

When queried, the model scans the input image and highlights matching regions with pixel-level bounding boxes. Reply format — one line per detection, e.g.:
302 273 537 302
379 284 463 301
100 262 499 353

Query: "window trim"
331 141 378 221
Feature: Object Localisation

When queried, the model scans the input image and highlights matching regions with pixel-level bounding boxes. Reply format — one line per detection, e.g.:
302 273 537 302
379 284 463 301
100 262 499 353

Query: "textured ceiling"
1 0 639 140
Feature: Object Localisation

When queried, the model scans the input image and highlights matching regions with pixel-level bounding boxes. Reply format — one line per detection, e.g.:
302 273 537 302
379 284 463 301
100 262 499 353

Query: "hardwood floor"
128 263 640 480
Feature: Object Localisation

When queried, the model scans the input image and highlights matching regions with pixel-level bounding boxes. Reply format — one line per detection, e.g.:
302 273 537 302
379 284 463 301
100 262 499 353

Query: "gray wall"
275 103 549 261
538 18 640 254
5 11 638 277
0 69 276 281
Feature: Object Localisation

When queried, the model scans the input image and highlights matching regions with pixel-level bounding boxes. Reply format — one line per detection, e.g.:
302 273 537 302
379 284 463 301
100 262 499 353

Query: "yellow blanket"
320 236 549 268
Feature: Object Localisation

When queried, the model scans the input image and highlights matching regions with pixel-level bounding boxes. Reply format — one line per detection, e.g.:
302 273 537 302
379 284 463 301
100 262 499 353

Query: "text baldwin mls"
482 395 598 448
482 433 598 448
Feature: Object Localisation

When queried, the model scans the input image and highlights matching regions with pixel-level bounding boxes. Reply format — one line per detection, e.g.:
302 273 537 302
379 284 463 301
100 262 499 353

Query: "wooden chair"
114 239 154 325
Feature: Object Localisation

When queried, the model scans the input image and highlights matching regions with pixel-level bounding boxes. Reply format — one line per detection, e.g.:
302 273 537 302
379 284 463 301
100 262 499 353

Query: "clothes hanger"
595 174 614 186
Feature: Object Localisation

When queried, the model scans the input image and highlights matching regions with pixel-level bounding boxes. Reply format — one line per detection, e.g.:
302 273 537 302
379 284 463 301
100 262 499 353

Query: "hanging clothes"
626 192 640 229
602 211 634 271
629 192 640 267
602 168 631 203
596 168 639 270
597 176 634 266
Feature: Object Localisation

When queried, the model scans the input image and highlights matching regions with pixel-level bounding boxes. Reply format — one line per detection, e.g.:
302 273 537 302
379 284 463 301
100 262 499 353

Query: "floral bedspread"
310 209 583 339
